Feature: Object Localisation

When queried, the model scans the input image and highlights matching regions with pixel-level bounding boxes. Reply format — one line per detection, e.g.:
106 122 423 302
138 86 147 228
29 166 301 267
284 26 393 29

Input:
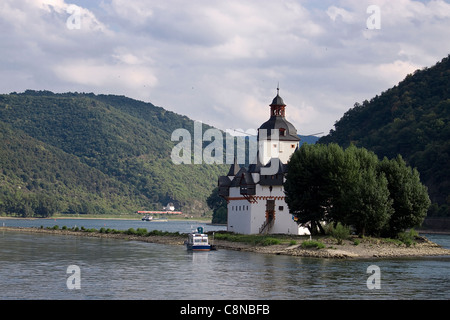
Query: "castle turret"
257 88 300 165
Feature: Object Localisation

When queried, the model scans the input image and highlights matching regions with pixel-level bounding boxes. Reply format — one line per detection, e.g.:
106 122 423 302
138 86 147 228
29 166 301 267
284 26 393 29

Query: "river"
0 218 449 300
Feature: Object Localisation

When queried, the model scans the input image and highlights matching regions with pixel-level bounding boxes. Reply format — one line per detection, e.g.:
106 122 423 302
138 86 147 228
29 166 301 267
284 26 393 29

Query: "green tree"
339 146 393 236
378 155 431 237
33 194 59 217
324 144 360 225
212 206 227 224
207 187 227 224
285 143 429 237
284 143 334 234
347 168 393 236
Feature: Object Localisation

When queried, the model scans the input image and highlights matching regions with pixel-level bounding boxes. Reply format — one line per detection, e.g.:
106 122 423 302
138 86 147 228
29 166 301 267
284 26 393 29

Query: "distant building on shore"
218 88 310 235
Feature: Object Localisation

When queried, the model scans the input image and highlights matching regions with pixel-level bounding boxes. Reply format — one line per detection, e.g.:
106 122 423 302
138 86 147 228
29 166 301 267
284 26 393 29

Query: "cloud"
1 0 450 136
327 6 358 23
52 59 157 91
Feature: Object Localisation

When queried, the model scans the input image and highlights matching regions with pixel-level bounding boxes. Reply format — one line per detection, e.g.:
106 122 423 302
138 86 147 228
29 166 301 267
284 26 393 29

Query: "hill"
319 54 450 217
0 90 227 217
299 135 320 145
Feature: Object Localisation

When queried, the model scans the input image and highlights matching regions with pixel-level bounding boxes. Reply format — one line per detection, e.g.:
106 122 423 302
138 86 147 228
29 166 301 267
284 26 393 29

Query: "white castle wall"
258 139 298 165
227 184 309 235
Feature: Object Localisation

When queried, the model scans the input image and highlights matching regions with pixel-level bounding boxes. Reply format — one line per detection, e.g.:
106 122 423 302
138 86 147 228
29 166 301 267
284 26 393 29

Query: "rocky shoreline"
238 237 450 259
2 226 450 259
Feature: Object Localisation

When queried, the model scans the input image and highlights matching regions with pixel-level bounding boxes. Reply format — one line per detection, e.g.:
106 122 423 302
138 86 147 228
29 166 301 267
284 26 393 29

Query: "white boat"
141 215 153 221
185 227 215 251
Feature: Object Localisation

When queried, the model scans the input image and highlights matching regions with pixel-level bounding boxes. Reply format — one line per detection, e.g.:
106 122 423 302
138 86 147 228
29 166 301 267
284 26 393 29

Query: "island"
1 226 449 259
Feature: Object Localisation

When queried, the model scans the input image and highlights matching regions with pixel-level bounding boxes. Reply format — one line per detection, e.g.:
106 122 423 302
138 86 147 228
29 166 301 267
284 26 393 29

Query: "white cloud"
1 0 450 136
327 6 358 23
52 59 157 88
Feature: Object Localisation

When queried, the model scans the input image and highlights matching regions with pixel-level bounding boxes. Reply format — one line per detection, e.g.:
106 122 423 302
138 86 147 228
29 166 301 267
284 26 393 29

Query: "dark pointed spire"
270 85 285 107
227 156 240 176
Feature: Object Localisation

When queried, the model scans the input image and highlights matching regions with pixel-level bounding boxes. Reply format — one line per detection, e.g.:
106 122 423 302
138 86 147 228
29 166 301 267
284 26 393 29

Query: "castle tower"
218 87 309 235
258 87 300 165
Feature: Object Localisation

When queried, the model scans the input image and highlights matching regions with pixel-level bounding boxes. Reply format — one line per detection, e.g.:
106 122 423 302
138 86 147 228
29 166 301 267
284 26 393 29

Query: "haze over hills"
0 90 227 216
319 54 450 217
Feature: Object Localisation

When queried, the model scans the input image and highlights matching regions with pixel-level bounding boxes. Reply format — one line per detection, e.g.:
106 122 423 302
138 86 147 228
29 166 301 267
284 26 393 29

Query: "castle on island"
218 88 310 235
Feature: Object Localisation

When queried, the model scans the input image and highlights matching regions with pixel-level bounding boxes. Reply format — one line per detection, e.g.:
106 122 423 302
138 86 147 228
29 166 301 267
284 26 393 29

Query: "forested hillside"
319 55 450 217
0 90 227 217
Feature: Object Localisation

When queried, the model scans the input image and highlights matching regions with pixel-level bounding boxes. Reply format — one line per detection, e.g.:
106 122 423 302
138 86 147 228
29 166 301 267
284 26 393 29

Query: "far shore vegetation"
0 212 214 222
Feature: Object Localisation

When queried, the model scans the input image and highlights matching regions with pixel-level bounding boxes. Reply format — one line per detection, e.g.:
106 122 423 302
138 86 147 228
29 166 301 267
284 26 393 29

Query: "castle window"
279 128 286 136
291 144 296 148
279 206 284 211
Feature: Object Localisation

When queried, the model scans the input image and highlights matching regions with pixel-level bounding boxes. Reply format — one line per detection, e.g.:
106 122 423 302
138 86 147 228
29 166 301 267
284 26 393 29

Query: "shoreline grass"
45 224 185 238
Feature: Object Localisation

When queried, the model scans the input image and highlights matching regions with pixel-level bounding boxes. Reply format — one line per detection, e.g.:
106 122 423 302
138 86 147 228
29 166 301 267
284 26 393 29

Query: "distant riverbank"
0 214 213 223
2 226 450 259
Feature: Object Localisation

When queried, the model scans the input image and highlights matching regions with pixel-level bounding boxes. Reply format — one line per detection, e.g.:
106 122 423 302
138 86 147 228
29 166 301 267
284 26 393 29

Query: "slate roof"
258 116 300 141
259 91 300 141
227 156 241 176
270 93 286 106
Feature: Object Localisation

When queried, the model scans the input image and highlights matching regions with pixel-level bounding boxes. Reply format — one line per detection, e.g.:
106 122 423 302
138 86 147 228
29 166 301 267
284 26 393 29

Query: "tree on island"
284 143 430 237
207 186 227 224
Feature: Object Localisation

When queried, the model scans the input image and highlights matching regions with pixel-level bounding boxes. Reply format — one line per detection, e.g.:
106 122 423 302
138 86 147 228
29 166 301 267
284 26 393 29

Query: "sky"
1 0 450 137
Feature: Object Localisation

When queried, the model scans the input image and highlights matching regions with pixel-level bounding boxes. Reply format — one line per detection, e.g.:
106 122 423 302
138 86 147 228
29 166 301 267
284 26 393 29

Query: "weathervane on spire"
277 82 280 95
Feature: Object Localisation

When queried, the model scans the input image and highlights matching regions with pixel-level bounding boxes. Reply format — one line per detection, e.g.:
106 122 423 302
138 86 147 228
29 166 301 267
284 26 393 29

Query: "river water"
0 218 449 300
